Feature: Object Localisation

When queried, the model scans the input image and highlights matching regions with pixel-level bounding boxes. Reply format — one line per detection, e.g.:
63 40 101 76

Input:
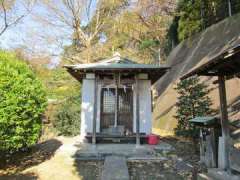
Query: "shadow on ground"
0 173 38 180
0 139 62 175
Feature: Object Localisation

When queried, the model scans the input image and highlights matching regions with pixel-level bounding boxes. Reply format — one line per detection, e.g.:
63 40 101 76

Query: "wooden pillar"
199 129 205 163
114 73 119 127
135 74 140 145
92 75 98 144
218 75 230 170
228 0 232 17
210 128 217 168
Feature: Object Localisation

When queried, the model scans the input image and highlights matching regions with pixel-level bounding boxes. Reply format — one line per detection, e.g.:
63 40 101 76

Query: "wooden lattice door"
118 88 133 132
100 88 115 131
100 87 133 133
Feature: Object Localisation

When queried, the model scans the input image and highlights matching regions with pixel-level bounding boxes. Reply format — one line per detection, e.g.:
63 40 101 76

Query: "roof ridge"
98 53 137 64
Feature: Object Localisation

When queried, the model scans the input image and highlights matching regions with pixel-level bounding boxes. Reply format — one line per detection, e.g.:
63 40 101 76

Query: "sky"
0 0 97 66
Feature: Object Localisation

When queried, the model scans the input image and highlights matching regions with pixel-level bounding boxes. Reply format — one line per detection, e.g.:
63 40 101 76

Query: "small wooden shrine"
65 53 169 144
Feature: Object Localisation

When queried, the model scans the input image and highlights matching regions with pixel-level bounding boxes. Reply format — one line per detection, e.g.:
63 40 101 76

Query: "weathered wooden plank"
218 76 230 170
135 74 140 145
92 76 98 144
114 73 119 127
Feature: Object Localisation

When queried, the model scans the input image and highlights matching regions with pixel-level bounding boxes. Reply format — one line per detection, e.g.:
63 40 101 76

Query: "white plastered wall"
80 78 95 139
96 83 101 133
133 80 152 134
81 76 152 138
80 75 101 139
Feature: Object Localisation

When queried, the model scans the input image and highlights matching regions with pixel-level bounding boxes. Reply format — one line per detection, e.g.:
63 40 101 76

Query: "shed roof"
64 53 170 83
189 116 220 127
181 39 240 80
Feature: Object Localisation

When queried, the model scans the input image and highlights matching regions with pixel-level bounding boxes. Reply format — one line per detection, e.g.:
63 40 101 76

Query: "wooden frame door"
100 87 133 134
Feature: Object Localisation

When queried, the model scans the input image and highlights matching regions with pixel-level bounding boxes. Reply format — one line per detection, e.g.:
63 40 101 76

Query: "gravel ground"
128 161 186 180
75 160 104 180
127 137 207 180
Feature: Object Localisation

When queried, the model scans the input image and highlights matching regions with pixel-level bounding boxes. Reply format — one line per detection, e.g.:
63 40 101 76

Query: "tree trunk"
86 40 91 63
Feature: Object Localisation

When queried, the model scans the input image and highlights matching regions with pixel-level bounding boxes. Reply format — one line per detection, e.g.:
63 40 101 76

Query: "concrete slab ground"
73 143 175 180
101 156 129 180
74 143 174 159
73 142 175 180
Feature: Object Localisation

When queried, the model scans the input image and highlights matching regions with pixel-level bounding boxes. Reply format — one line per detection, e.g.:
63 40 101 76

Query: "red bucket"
148 134 159 145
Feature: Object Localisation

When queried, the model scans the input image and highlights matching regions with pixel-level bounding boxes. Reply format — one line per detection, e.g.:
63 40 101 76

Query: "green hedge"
0 51 47 153
53 94 81 136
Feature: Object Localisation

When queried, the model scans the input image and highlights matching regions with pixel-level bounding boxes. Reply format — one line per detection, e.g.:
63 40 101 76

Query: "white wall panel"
80 79 95 138
133 80 152 134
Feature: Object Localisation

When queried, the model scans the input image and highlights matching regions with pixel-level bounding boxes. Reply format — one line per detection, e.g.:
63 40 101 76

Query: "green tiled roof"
189 116 219 126
65 63 169 70
64 52 169 70
64 52 170 83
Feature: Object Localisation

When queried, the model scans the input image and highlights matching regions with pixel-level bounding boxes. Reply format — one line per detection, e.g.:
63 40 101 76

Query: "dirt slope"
152 13 240 136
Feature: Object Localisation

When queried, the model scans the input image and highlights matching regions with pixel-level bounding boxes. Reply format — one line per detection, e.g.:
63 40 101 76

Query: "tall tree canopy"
174 77 213 138
91 0 175 64
38 0 129 63
165 0 240 49
37 0 175 64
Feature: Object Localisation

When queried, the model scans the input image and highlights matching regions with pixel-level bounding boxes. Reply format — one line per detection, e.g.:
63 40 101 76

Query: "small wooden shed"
190 117 221 168
182 43 240 172
65 53 169 144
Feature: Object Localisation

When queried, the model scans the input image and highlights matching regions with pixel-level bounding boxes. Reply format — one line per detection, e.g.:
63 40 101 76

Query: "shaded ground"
0 137 79 180
0 136 105 180
0 136 205 180
0 173 38 180
0 139 62 175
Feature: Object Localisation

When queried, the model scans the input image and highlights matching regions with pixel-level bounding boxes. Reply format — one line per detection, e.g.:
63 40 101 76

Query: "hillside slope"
153 13 240 136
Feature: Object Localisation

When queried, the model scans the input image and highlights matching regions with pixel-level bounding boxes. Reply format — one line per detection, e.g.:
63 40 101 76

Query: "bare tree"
37 0 111 63
0 0 35 36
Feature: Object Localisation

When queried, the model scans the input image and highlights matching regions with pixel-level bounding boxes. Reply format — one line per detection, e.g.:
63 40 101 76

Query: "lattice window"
102 88 115 113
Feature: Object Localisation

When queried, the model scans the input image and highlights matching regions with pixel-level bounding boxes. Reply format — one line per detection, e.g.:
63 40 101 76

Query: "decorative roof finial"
113 52 120 57
113 52 121 61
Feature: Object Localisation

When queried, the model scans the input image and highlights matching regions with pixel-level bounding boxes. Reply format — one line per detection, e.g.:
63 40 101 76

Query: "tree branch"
0 0 34 36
